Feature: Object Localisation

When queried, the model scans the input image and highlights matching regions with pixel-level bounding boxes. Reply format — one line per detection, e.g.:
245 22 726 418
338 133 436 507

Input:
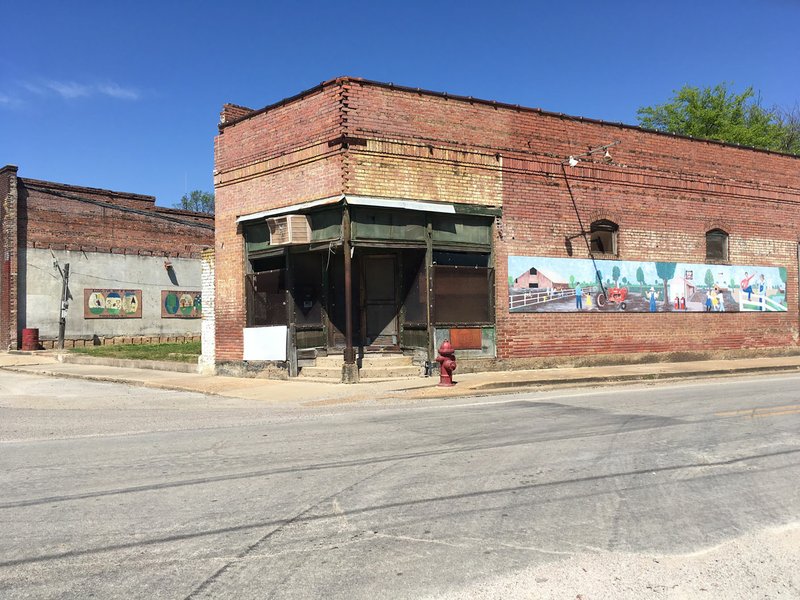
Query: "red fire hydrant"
435 340 457 387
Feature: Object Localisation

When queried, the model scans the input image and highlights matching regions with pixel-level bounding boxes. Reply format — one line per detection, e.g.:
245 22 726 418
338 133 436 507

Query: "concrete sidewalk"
3 351 800 405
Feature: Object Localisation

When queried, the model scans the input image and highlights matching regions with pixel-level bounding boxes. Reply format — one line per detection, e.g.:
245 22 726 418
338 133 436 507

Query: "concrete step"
314 354 414 368
297 367 342 380
299 364 423 380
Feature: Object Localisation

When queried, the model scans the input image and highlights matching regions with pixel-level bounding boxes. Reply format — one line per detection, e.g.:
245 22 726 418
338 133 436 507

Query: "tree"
175 190 215 214
612 265 621 286
637 84 796 154
636 266 645 290
569 274 576 289
704 268 715 289
655 262 677 307
774 105 800 155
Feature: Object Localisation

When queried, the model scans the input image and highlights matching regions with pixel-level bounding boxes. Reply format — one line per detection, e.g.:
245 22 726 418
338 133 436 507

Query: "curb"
2 362 799 404
393 364 800 400
59 354 198 373
0 365 213 397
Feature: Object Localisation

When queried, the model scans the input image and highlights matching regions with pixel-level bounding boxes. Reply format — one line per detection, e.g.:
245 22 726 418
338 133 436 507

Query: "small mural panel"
84 289 142 318
508 256 787 313
161 290 202 318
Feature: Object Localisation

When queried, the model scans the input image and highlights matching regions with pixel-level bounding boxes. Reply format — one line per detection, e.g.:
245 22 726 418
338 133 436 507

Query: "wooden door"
362 255 398 347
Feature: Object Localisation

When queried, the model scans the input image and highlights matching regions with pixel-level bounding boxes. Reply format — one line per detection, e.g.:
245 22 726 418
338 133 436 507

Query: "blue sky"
2 0 799 207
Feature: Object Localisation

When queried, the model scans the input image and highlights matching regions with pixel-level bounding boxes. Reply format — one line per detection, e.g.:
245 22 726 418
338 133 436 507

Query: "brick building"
213 77 800 381
0 166 214 349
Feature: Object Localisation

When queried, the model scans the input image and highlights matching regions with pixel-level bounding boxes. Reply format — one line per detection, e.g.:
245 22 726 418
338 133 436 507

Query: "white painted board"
243 326 287 361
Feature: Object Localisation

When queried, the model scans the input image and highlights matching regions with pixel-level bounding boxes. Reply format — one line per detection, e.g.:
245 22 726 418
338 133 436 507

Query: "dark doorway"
328 253 360 349
362 255 399 348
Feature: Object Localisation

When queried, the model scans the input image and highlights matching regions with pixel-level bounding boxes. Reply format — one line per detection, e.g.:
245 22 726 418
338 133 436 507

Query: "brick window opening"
706 229 729 262
589 220 618 255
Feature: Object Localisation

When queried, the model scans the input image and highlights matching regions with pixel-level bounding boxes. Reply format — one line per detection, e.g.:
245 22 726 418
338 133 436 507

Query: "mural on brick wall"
508 256 788 313
161 290 202 318
84 289 143 318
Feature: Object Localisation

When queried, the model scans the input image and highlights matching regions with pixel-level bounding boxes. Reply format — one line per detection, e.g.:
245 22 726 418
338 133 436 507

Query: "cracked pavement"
1 371 799 598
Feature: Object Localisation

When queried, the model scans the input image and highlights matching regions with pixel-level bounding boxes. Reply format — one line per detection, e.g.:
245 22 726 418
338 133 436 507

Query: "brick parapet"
17 179 213 257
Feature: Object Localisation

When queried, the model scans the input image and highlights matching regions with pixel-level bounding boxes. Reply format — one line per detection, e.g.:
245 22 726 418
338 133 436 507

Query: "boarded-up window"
432 251 490 267
351 208 426 241
431 214 493 246
243 223 270 253
246 269 287 327
432 266 492 324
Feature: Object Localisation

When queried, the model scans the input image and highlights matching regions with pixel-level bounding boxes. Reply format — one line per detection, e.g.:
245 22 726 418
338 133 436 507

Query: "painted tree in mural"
655 262 677 306
621 277 628 285
780 268 787 289
612 266 621 286
636 266 645 290
569 274 576 288
704 269 715 288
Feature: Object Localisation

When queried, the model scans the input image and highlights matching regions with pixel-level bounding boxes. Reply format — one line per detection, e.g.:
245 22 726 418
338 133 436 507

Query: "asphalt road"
1 372 799 599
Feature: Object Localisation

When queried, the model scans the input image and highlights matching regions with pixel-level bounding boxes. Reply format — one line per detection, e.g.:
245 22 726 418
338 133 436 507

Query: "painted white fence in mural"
509 286 597 310
739 293 784 312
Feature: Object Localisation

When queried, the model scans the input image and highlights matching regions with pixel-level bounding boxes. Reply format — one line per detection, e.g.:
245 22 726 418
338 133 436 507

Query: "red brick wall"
18 180 213 257
342 82 800 361
213 81 348 360
214 78 800 364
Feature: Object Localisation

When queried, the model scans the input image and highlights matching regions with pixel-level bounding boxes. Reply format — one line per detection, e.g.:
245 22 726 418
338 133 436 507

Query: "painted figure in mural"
585 292 593 309
710 288 719 311
575 283 583 309
714 285 726 312
758 274 767 310
741 272 756 301
648 287 658 312
705 290 712 312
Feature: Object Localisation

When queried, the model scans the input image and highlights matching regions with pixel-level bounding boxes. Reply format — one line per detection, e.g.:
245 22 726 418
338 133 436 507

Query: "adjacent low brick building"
0 166 214 349
213 77 800 381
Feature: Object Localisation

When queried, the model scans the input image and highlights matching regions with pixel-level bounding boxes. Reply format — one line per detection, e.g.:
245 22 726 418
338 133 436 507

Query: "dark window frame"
589 219 618 256
705 229 729 262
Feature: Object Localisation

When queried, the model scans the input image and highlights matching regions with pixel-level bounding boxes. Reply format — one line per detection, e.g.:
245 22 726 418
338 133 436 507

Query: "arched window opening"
706 229 728 261
589 220 618 255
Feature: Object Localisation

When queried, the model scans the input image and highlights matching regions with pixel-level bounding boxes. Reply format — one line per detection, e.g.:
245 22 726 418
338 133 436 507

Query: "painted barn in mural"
512 267 569 291
212 77 800 380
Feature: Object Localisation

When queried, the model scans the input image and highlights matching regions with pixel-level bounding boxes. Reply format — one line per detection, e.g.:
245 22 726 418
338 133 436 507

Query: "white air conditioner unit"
266 214 312 245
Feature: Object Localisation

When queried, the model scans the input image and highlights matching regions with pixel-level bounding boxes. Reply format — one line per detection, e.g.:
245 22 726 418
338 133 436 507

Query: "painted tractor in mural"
596 286 628 310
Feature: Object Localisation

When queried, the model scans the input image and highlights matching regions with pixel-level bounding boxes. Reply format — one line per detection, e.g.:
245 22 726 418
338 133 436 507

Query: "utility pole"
58 263 70 350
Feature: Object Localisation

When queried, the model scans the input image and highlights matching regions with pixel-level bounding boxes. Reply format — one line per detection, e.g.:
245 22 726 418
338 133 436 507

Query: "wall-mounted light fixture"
565 140 620 167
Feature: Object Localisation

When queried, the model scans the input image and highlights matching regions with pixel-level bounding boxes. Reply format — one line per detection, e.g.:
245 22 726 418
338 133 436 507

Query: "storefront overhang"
236 195 501 224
